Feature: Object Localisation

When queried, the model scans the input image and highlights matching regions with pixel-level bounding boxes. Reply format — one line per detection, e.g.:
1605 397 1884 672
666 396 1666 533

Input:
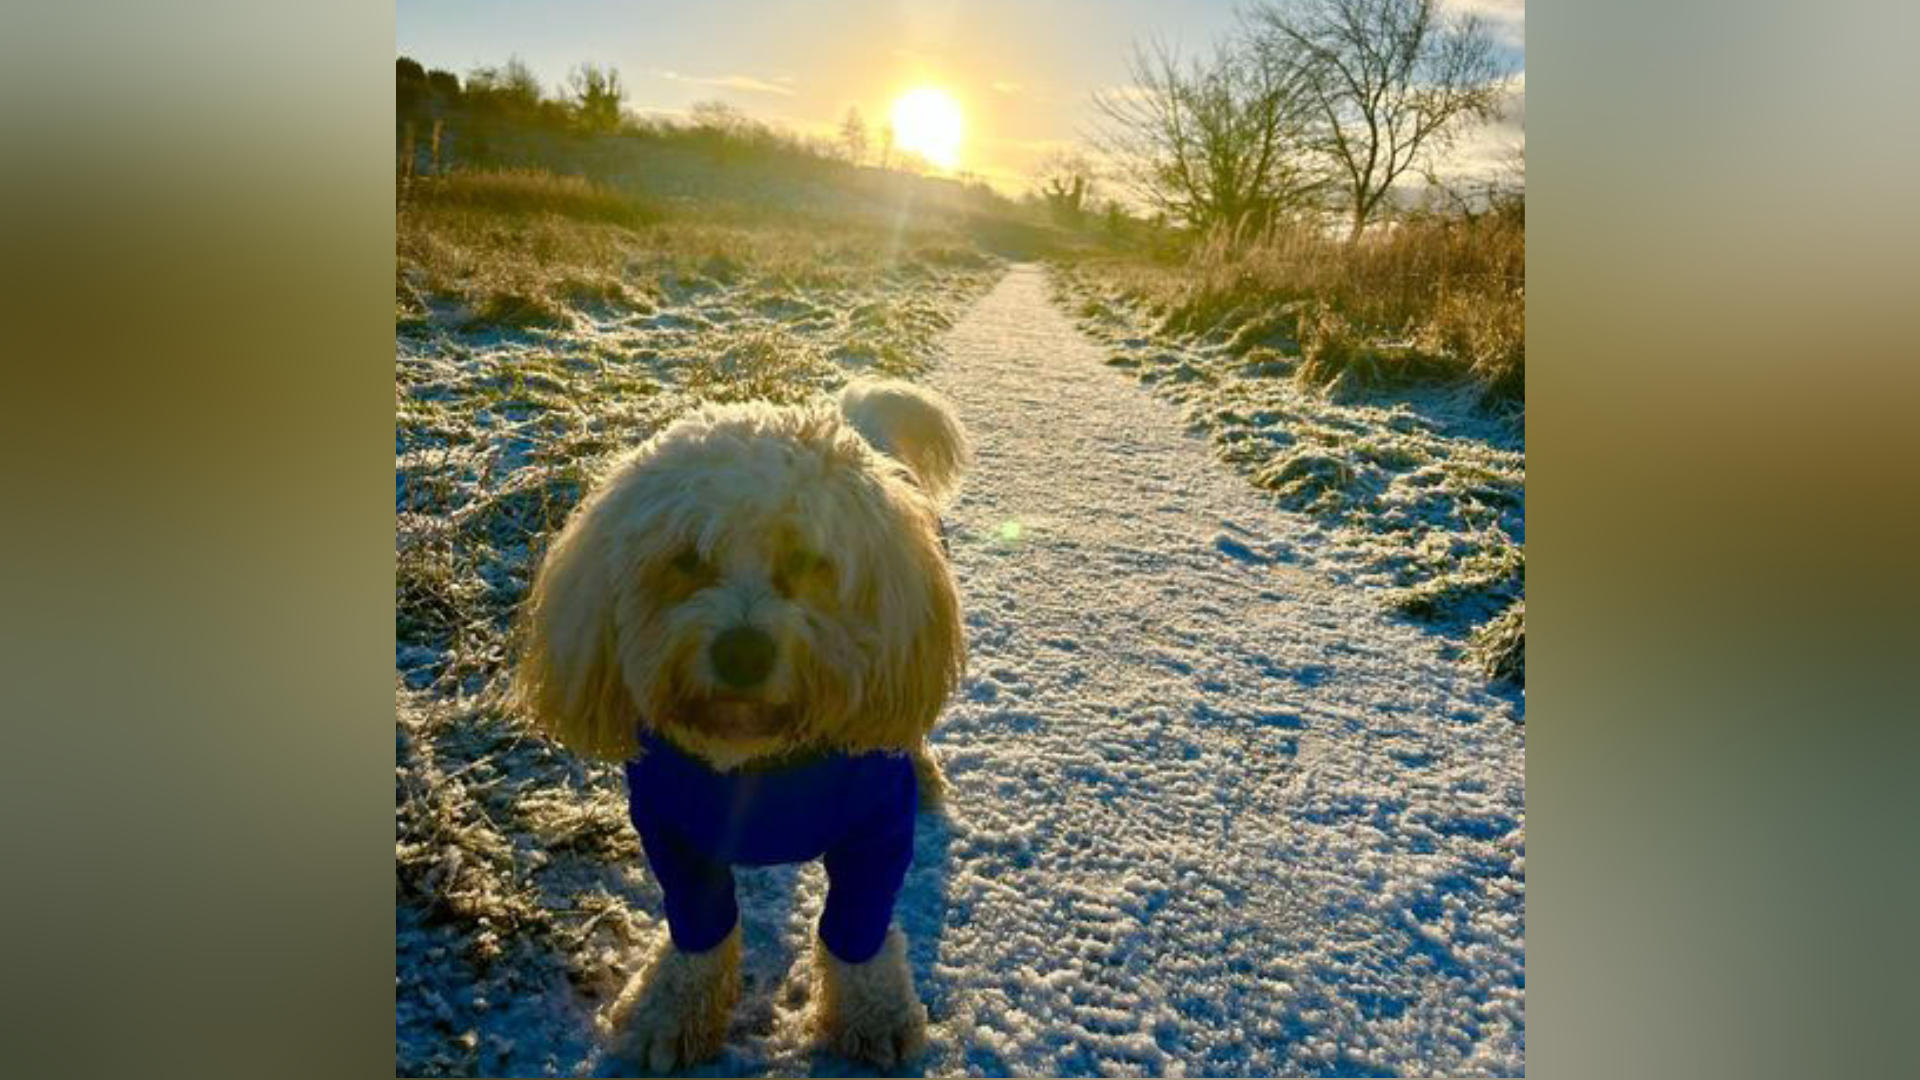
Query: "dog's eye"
670 548 705 575
774 549 830 595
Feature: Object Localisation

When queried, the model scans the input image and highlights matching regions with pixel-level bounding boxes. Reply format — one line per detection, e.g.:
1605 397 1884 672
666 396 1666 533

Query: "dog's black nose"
710 626 776 689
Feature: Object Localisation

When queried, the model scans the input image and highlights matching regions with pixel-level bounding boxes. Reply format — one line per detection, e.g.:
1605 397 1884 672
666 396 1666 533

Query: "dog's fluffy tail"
839 378 969 503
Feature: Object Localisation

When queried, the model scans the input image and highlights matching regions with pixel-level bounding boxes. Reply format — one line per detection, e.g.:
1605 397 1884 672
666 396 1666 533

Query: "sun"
890 87 964 170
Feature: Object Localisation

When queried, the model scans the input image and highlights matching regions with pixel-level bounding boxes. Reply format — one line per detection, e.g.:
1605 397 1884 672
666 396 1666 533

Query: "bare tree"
838 107 869 165
566 63 625 133
1090 38 1319 232
1248 0 1509 240
1034 150 1098 226
876 122 895 169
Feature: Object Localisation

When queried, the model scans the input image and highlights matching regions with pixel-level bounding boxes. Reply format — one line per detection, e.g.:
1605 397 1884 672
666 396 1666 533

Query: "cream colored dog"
513 378 967 1070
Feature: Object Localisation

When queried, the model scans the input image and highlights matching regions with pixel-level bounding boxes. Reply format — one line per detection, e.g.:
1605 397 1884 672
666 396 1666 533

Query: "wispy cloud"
1445 0 1526 47
991 80 1023 96
655 70 795 97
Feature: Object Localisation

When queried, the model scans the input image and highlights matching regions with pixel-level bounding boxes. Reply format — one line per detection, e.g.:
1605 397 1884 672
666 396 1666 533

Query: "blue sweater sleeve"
817 760 919 964
634 818 739 954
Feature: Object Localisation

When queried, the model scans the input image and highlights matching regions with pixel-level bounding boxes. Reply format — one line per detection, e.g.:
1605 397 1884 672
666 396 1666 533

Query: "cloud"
1445 0 1526 47
991 80 1023 96
654 70 795 97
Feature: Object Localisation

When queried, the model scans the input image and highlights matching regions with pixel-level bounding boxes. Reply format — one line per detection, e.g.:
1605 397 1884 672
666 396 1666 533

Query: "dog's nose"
710 626 776 689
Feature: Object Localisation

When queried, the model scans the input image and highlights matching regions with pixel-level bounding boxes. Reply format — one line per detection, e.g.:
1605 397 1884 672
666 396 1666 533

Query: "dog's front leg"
810 927 927 1067
601 926 741 1071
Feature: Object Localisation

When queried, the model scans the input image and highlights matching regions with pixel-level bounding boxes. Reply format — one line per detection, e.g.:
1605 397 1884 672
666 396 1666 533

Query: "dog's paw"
602 928 741 1072
810 928 929 1068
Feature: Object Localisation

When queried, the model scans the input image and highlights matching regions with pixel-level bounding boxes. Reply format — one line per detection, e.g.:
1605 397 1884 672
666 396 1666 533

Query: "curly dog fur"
600 927 742 1072
812 926 929 1068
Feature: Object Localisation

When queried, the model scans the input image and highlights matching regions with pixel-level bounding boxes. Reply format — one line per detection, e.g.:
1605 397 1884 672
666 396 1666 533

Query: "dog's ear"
512 482 640 762
838 501 965 752
838 378 970 504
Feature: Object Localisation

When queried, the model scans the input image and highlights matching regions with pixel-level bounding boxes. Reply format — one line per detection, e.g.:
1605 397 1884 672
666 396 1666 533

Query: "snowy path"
608 265 1524 1078
909 266 1523 1077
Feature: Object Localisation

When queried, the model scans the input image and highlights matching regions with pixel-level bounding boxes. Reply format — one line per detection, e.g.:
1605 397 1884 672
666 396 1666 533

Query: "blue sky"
397 0 1523 193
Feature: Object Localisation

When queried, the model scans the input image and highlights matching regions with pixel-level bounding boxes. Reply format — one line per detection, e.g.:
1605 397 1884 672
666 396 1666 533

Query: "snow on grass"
1051 265 1525 693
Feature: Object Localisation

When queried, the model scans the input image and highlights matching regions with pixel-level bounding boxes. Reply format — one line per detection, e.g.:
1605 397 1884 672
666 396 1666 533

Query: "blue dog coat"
623 727 918 964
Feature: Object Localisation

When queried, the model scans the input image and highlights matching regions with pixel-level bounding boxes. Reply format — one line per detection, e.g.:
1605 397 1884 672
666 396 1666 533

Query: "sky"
396 0 1524 196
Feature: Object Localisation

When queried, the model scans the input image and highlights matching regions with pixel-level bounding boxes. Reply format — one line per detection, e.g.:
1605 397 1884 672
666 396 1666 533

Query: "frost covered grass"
1054 249 1525 691
395 175 1001 1074
1071 209 1525 406
398 167 996 337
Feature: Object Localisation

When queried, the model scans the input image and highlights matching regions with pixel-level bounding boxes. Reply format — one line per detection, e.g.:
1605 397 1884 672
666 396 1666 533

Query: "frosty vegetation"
1051 250 1524 689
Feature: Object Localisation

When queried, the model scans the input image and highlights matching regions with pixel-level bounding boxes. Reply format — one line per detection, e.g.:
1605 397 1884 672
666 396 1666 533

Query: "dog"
513 377 968 1070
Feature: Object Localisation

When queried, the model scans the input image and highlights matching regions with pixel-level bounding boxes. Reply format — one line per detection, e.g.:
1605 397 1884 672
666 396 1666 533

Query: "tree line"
397 57 952 178
398 56 628 133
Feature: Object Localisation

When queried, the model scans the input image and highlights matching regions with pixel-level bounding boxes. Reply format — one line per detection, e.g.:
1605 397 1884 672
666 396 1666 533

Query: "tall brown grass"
1082 206 1525 401
402 166 657 227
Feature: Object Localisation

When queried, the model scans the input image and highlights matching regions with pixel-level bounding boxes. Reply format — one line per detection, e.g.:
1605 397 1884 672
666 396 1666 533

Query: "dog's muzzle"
710 625 776 689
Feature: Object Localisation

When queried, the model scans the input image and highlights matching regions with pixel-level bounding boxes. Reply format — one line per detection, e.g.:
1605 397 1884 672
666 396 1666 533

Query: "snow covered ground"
398 265 1524 1076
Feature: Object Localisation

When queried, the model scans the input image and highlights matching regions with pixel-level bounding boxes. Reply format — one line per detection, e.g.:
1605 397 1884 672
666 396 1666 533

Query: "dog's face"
516 385 965 768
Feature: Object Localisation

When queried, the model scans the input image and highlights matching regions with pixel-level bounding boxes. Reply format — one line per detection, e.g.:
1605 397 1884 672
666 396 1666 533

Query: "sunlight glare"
891 87 964 170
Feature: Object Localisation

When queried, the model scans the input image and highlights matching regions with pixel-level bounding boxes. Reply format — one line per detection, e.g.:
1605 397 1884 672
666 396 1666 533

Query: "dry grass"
398 167 994 333
679 325 833 404
404 166 659 227
1076 208 1525 402
398 175 648 328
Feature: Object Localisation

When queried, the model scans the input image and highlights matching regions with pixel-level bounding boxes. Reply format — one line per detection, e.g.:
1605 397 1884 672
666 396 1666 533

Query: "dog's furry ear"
839 379 969 504
833 497 965 754
512 482 639 762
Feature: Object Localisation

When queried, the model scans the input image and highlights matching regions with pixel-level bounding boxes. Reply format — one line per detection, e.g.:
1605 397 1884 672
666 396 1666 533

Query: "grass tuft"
1256 450 1359 513
1471 599 1525 687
